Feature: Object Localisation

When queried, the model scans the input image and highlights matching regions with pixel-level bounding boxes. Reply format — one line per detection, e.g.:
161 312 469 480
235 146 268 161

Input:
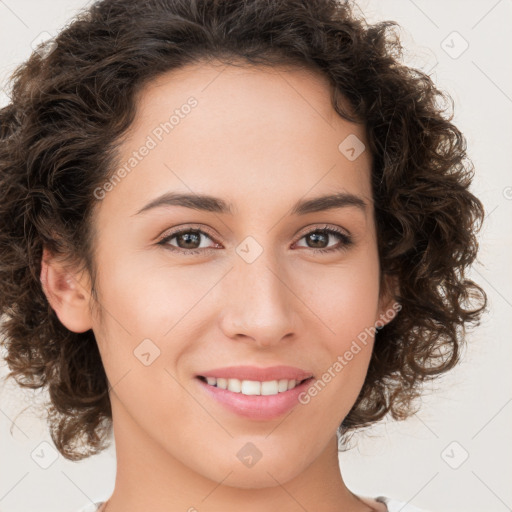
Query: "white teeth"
227 379 241 393
278 379 289 392
241 380 261 395
202 377 304 395
216 377 228 389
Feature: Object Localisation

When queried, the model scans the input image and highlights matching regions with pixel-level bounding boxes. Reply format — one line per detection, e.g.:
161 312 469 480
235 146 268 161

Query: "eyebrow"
133 191 368 217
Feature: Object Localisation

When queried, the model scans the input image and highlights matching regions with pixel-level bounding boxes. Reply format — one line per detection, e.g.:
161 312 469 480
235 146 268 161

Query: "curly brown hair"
0 0 487 461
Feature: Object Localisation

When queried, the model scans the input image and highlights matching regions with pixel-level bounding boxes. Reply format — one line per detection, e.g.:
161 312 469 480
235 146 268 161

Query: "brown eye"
173 230 203 250
305 231 330 249
157 225 353 256
158 227 220 255
294 227 353 254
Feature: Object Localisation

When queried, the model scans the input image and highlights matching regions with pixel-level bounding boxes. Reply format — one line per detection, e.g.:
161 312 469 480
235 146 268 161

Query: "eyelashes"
157 224 354 256
293 226 353 254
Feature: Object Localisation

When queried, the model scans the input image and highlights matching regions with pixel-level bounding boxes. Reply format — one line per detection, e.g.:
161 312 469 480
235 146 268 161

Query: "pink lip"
196 375 314 421
196 365 313 381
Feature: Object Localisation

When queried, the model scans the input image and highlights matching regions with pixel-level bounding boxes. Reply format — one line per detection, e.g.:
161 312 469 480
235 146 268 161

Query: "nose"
218 250 300 349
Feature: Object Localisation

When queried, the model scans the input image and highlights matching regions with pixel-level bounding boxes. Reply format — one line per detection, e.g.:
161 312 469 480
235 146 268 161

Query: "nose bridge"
219 240 298 346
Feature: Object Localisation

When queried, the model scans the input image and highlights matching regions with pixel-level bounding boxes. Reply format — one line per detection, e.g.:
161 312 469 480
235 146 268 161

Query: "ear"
375 273 401 328
40 246 93 333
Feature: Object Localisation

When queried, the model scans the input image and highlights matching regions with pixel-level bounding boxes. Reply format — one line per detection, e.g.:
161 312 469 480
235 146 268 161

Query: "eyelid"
157 223 353 253
156 223 219 244
294 223 350 240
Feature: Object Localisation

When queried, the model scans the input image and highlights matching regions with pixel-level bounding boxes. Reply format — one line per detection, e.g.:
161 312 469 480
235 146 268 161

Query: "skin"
41 61 397 512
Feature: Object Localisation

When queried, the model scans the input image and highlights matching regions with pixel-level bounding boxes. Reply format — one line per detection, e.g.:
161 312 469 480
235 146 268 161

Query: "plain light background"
0 1 510 511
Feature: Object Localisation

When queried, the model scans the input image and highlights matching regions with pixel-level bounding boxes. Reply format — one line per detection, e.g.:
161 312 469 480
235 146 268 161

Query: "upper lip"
197 365 313 382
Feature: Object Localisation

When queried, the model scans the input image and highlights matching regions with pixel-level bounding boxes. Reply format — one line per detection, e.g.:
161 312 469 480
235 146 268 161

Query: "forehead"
101 61 373 218
134 60 360 142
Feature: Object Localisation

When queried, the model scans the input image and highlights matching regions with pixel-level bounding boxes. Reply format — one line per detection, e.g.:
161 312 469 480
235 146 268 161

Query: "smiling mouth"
196 375 313 396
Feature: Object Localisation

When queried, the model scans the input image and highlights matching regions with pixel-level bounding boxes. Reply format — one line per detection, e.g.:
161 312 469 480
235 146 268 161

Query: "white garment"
75 496 432 511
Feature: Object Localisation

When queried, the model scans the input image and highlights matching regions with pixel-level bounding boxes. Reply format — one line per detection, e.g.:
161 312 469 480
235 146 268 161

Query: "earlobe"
40 247 93 333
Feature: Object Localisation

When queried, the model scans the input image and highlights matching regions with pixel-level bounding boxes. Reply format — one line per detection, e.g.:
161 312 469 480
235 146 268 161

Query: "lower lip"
196 377 314 421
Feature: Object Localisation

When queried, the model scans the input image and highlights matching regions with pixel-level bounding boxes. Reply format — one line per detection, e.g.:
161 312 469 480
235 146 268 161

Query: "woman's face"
71 62 396 489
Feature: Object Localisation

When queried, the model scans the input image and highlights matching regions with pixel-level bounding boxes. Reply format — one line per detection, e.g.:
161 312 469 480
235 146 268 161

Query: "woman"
0 0 487 511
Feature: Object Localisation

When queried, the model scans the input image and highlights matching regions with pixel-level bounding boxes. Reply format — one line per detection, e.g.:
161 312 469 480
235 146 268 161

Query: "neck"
101 397 378 512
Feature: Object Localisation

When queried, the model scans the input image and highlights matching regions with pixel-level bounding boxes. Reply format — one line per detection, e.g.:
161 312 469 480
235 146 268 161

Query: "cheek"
95 250 209 339
300 266 379 422
292 251 381 342
289 251 381 403
91 252 222 399
91 254 198 425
